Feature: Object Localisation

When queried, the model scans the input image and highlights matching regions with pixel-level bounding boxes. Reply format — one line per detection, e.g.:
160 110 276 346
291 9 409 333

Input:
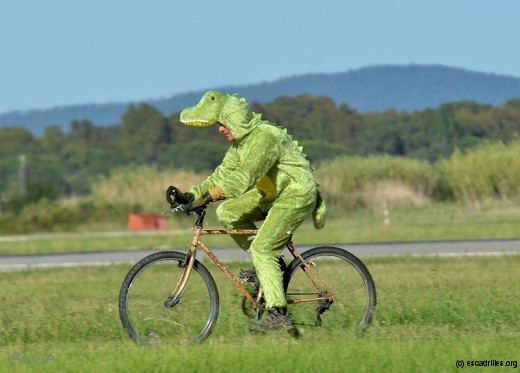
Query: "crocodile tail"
312 189 327 230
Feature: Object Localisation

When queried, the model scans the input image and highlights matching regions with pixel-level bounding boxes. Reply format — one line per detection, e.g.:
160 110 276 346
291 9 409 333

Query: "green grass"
1 202 520 255
3 337 518 372
1 255 519 371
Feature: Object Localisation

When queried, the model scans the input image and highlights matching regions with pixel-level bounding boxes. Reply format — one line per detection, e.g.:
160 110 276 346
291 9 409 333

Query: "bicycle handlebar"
162 204 208 229
163 204 207 215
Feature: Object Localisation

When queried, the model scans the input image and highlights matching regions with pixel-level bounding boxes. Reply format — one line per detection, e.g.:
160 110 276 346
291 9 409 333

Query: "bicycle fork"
164 231 200 308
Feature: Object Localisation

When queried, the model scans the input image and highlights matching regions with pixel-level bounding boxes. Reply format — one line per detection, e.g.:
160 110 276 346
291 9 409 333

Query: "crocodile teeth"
180 119 215 127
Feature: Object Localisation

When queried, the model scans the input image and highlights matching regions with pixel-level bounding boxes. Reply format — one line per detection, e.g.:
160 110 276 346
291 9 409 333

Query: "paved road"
1 238 519 271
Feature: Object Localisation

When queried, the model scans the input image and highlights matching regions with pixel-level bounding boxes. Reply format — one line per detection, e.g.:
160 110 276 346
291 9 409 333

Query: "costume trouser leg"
216 189 316 308
216 190 266 252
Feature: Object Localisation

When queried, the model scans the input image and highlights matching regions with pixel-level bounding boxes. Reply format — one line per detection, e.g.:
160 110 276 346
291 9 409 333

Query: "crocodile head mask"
180 91 259 141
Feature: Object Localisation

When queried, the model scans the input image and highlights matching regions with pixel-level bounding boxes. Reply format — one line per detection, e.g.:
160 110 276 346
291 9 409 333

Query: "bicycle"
119 205 377 345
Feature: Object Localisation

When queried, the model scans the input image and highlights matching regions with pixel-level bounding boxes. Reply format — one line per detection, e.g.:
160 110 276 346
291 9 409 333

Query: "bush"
315 156 438 212
435 140 520 203
0 198 138 234
1 141 519 234
90 165 205 212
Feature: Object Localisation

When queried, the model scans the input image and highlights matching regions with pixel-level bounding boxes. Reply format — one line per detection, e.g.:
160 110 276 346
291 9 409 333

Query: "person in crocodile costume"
169 91 326 332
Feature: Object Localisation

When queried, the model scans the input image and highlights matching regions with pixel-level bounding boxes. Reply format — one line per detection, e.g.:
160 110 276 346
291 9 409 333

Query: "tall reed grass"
89 165 205 212
3 141 518 234
435 140 520 203
315 156 437 212
88 141 520 215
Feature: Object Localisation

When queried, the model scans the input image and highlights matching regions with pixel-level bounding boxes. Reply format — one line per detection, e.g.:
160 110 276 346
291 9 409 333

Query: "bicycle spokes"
119 251 219 345
285 247 376 334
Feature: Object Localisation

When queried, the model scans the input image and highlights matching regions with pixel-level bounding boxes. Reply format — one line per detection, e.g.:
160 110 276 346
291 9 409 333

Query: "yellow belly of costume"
256 175 276 199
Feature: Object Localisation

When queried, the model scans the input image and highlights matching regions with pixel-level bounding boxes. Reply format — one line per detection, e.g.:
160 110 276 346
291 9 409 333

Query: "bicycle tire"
284 246 376 334
119 251 219 345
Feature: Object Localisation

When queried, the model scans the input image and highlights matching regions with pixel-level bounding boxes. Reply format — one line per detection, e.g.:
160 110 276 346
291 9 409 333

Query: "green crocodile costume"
179 91 326 309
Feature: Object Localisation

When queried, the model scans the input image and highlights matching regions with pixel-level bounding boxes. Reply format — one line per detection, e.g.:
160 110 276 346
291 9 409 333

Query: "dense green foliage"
1 141 519 234
0 94 519 232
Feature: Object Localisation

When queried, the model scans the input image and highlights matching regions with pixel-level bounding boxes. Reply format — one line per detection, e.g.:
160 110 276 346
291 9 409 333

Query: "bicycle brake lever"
162 205 194 216
162 203 180 215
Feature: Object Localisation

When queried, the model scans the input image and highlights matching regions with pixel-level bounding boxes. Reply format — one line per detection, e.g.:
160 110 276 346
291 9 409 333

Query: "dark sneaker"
249 307 296 333
239 267 258 283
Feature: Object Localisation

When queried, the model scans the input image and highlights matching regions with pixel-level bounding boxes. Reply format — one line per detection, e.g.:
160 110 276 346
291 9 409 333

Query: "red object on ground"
128 213 167 231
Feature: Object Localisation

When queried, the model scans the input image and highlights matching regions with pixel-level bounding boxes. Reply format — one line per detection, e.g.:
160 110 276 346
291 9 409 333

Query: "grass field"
1 255 519 372
1 202 520 255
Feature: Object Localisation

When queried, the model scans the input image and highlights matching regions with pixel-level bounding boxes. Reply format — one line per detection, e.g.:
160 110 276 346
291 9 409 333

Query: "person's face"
218 124 234 142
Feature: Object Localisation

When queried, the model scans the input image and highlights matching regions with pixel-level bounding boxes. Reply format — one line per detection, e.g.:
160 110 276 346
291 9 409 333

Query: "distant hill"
2 64 520 135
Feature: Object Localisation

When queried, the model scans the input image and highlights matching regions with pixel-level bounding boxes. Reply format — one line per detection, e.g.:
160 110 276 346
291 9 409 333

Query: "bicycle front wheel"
285 246 376 335
119 251 219 345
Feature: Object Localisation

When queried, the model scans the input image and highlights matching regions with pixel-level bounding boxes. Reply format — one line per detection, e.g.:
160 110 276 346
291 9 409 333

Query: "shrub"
435 140 520 203
315 156 438 212
90 165 205 212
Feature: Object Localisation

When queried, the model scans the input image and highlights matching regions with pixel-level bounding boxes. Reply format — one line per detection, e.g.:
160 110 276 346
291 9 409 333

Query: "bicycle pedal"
239 267 258 283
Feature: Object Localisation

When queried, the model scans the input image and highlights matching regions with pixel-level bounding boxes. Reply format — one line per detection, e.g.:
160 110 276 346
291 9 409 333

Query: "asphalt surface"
1 238 519 271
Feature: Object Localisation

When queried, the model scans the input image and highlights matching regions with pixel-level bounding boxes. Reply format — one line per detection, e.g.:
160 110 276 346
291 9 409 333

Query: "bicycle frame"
169 208 333 310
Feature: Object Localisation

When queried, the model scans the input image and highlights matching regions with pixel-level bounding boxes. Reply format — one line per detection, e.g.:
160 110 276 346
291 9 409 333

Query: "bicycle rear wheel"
284 246 376 335
119 251 219 345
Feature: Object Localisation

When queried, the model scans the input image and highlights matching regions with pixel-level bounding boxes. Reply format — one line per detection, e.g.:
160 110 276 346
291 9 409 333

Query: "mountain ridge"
2 64 520 135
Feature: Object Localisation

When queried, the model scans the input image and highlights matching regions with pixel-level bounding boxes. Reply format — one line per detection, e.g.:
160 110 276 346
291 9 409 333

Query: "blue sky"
1 0 518 113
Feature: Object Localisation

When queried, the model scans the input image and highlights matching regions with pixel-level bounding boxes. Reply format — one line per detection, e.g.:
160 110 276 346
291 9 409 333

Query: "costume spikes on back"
180 91 326 229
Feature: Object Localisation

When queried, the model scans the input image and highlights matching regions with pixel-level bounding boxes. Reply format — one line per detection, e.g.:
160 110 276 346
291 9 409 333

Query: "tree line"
0 94 519 213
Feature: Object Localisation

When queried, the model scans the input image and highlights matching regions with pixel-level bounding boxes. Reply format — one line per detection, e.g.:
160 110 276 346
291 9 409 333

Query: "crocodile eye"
210 95 215 100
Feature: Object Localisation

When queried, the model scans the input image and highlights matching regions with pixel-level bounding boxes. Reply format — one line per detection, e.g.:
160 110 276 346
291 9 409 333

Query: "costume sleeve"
216 130 281 198
189 146 240 199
